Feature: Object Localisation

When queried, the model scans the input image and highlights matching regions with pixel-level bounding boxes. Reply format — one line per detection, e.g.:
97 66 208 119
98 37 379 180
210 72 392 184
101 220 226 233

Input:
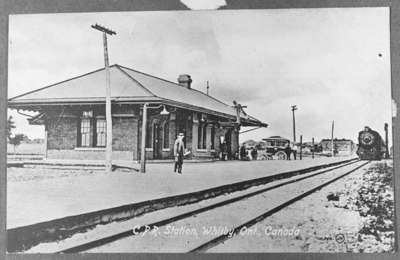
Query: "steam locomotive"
356 126 386 160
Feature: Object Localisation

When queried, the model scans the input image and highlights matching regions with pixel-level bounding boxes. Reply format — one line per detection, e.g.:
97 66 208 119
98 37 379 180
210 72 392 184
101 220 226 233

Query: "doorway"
224 129 232 159
153 123 162 159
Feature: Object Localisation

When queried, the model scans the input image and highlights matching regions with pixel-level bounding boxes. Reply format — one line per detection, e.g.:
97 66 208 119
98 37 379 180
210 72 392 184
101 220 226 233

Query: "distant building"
320 138 356 156
8 64 267 161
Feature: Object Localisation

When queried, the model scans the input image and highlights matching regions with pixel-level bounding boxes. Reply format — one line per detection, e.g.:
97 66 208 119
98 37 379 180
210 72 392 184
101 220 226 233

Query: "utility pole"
206 81 210 95
299 135 303 160
233 101 247 157
384 123 389 159
331 120 334 157
291 105 297 144
140 103 148 173
92 24 116 172
312 137 314 159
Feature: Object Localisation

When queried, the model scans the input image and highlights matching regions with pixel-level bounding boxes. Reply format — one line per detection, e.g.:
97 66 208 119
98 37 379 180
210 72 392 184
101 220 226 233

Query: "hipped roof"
8 64 267 127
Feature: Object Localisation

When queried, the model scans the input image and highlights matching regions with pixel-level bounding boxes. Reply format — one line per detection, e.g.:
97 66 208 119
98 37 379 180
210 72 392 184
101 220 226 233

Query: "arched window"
202 124 207 149
211 126 215 150
145 122 153 148
163 121 169 149
197 123 207 149
197 124 202 149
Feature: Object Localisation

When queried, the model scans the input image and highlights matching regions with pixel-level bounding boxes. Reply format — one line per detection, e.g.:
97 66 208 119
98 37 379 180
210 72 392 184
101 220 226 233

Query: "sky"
7 7 392 145
181 0 227 10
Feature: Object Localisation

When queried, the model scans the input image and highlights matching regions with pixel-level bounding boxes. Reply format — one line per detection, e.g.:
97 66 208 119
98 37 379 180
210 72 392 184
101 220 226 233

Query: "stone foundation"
47 149 134 161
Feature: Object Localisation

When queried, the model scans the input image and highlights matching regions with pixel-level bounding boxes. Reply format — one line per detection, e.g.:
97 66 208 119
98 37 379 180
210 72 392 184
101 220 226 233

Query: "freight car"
356 126 386 160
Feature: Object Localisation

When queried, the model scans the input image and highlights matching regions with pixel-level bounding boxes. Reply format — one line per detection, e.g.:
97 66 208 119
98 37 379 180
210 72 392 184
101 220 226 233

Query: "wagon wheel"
276 151 287 160
260 154 271 160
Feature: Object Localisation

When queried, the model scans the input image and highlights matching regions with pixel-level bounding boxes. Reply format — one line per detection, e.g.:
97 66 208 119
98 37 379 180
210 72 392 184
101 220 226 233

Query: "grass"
7 143 44 155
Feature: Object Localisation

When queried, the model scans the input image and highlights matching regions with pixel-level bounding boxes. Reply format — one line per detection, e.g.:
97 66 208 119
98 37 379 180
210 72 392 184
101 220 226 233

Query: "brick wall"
47 149 134 161
112 117 138 158
47 117 77 150
46 111 139 160
45 105 237 161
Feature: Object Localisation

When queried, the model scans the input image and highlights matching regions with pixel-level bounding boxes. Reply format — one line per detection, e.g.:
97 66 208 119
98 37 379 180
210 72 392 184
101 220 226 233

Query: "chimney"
178 74 192 89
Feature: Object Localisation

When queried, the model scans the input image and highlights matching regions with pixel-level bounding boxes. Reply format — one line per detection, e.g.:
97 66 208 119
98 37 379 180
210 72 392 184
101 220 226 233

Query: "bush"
9 134 25 154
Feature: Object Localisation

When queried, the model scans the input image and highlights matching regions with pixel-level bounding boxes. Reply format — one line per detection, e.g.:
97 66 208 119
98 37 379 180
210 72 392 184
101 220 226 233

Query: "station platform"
7 157 354 228
7 158 217 167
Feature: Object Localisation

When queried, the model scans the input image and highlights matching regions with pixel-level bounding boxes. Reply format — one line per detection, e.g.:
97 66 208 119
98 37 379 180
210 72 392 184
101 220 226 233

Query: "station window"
146 123 153 148
163 121 169 149
82 111 93 118
78 110 106 148
202 125 207 149
211 126 215 149
198 123 207 149
197 125 202 149
96 119 106 147
80 118 91 147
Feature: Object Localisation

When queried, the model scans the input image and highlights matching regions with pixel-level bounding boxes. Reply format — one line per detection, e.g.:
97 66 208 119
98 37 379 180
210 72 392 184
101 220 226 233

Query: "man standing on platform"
174 132 185 174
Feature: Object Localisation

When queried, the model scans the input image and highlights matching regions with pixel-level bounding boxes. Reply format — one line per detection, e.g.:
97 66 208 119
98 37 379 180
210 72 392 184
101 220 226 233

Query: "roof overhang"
28 113 46 125
241 121 268 127
8 98 268 127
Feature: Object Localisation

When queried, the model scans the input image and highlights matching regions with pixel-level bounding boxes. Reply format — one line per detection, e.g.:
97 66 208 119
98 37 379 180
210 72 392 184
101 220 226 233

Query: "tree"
9 134 25 154
7 115 16 141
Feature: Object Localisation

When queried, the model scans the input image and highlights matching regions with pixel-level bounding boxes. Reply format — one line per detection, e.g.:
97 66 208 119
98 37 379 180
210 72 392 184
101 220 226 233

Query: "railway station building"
8 64 267 161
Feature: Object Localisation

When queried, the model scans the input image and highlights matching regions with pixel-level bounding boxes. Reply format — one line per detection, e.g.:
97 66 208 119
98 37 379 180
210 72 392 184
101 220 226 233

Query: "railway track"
191 160 369 252
53 159 369 253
